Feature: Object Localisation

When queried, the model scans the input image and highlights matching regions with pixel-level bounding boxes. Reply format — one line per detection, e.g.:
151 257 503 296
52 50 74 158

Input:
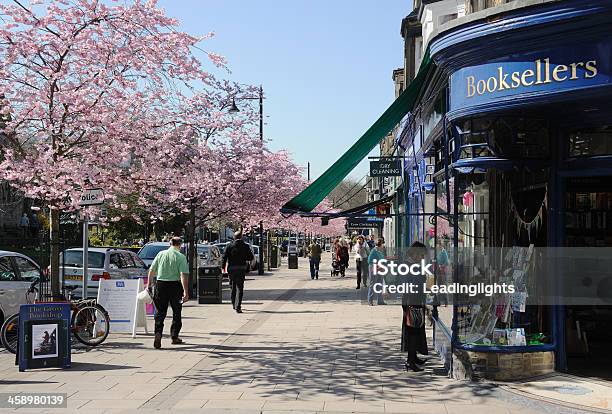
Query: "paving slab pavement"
0 254 601 413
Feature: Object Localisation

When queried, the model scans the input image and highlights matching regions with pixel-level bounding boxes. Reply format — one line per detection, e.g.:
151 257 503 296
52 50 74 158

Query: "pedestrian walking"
29 213 40 238
366 234 376 250
337 240 349 277
353 235 370 289
308 240 322 280
147 237 190 349
222 229 254 313
367 238 386 305
401 241 429 372
19 213 29 238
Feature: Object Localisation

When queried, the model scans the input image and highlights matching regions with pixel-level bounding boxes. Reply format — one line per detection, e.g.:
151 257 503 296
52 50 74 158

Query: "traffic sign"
78 188 104 206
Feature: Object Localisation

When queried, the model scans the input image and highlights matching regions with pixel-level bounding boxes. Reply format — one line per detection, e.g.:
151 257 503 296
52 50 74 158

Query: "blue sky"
162 1 409 180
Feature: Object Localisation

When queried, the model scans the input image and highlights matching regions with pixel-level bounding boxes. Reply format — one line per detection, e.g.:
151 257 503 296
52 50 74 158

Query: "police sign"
78 188 104 206
370 159 401 177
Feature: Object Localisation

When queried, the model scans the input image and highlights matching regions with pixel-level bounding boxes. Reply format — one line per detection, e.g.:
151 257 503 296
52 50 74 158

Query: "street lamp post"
229 85 265 275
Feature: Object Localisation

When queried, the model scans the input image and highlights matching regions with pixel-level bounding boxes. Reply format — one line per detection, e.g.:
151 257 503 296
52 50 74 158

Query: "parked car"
213 242 230 256
183 244 223 271
248 245 260 273
61 248 148 298
137 242 170 268
0 251 44 325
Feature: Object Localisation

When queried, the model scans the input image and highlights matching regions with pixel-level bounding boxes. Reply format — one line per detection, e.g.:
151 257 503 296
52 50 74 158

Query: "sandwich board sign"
96 279 148 338
18 303 71 372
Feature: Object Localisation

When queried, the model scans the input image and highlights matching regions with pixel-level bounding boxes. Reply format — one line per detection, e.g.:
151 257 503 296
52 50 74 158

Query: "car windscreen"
138 245 168 260
62 251 105 268
197 246 210 258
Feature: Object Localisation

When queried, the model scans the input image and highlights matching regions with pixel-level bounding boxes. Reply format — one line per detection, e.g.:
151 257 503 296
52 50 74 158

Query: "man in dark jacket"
222 229 254 313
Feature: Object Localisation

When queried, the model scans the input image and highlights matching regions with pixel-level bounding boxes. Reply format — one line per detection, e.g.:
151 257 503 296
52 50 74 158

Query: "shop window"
506 118 549 158
455 117 549 160
454 170 551 349
456 119 496 160
569 127 612 157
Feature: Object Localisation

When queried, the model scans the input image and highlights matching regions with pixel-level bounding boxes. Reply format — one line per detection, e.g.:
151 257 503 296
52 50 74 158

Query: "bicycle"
0 280 110 354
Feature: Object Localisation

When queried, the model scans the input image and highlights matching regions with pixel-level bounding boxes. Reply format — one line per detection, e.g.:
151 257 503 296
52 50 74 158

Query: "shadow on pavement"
68 361 141 371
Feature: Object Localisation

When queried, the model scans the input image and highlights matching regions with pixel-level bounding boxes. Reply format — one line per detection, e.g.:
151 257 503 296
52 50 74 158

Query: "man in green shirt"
147 237 189 349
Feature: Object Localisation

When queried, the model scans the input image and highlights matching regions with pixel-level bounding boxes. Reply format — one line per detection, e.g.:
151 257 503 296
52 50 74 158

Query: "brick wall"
471 350 555 380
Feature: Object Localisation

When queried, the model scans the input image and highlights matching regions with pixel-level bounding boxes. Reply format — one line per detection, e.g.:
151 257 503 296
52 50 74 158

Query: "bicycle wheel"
1 313 19 354
71 304 109 346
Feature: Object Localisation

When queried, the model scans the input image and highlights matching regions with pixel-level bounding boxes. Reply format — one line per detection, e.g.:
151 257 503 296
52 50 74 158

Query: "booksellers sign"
450 41 611 112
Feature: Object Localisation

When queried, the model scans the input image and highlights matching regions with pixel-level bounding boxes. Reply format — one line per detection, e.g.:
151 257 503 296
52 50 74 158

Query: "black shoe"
153 334 162 349
356 286 360 289
405 362 423 372
415 358 426 365
171 337 183 345
236 308 243 313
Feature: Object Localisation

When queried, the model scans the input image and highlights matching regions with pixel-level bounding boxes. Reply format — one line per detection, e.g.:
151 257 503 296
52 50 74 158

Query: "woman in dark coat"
401 241 428 372
337 241 350 277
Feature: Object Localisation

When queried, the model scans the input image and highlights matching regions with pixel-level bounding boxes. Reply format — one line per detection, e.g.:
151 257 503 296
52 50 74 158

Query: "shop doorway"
563 176 612 380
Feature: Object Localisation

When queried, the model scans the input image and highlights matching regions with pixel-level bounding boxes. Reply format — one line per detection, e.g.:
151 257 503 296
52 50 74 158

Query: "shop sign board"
450 42 611 112
370 158 402 177
347 220 380 230
18 303 71 372
348 213 383 230
96 279 148 338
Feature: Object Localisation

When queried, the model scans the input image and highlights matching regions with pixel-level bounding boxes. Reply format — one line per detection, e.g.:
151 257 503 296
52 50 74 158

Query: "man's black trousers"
153 280 183 339
230 274 245 310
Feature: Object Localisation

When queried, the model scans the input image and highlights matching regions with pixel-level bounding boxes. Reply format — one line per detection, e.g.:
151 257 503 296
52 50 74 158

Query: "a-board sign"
78 188 104 206
96 279 148 338
18 303 71 372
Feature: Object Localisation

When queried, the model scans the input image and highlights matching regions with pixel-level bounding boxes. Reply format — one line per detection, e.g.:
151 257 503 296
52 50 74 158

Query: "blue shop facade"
399 0 612 379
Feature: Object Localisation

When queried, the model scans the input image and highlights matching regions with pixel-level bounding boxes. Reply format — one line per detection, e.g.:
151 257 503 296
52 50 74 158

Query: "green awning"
282 48 433 213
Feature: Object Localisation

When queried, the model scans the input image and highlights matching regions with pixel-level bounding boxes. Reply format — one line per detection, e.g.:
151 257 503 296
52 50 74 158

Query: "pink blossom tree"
0 0 236 295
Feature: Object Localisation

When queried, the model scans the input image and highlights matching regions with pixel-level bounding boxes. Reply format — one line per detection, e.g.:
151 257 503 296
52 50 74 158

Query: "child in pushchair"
330 258 346 277
331 240 349 277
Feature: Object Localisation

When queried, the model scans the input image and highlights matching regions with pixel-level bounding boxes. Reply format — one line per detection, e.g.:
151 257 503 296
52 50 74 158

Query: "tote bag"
405 306 424 328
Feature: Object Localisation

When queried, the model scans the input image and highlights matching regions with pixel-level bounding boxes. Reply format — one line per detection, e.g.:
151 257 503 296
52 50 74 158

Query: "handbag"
137 287 153 304
405 306 424 328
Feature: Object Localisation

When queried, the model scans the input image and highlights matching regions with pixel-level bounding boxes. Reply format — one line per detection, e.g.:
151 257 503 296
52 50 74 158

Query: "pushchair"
330 258 346 277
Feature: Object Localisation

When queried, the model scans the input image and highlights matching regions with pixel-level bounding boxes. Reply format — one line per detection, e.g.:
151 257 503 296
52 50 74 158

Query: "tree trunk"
188 204 196 298
49 208 61 298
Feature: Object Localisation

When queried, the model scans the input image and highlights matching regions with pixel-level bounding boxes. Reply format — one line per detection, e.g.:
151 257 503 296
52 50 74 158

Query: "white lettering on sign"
78 188 104 206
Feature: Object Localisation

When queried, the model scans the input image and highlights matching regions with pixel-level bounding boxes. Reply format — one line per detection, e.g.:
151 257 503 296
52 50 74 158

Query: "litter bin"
198 266 222 304
270 245 279 268
288 252 298 269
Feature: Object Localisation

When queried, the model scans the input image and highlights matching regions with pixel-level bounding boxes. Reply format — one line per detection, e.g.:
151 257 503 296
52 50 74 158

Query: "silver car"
0 251 44 325
195 244 223 269
61 247 148 298
248 245 260 273
138 242 171 268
